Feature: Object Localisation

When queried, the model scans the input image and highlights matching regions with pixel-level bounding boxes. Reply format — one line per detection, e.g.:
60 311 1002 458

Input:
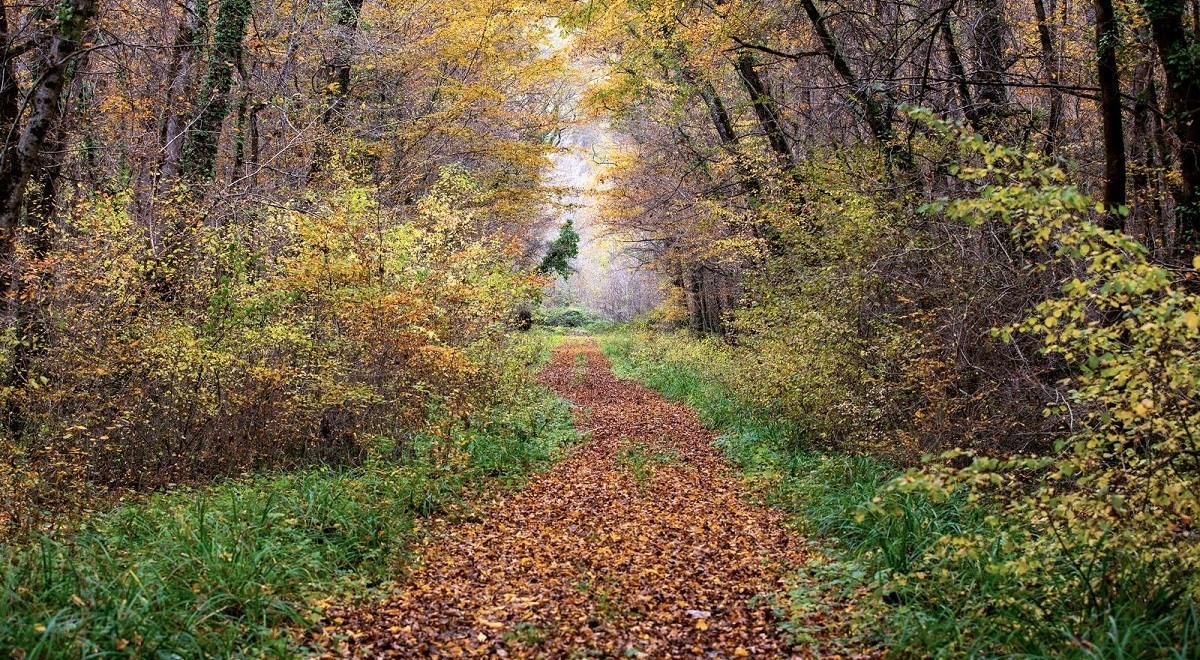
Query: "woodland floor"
312 340 820 657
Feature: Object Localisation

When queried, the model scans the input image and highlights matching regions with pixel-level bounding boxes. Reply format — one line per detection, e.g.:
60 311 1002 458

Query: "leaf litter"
310 340 851 657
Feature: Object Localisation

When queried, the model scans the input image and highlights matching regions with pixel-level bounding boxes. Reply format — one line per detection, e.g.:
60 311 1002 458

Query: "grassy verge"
598 331 899 652
0 342 577 657
599 329 1198 657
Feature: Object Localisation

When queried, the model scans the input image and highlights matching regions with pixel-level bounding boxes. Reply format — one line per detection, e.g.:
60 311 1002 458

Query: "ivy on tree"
539 219 579 279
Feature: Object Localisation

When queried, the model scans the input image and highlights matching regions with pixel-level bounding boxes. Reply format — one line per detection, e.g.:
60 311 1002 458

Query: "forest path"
315 339 811 657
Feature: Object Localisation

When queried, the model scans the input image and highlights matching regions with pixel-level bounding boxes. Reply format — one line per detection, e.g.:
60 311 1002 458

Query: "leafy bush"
534 306 609 329
0 168 544 537
875 116 1200 655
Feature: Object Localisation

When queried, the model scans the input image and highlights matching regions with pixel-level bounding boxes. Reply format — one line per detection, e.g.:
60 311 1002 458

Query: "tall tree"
1094 0 1127 227
0 0 98 273
734 51 795 168
0 0 97 435
159 0 209 185
968 0 1011 134
180 0 252 181
941 13 980 131
1138 0 1200 257
0 0 96 261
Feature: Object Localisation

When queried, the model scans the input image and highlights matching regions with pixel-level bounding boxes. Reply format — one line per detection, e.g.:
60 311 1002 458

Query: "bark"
968 0 1011 134
0 0 97 275
1130 39 1164 250
0 0 97 435
684 65 787 253
697 80 739 148
1032 0 1064 154
1139 0 1200 258
1094 0 1127 228
682 263 703 335
734 52 795 168
941 15 980 130
160 0 208 185
180 0 252 181
0 3 24 245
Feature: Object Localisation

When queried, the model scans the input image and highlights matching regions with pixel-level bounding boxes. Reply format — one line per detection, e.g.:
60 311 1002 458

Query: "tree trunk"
941 15 980 131
1095 0 1127 228
159 0 209 186
1032 0 1064 154
677 62 784 253
798 0 908 166
0 0 97 436
1139 0 1200 259
968 0 1011 135
180 0 252 181
1130 37 1165 251
0 0 97 278
322 0 365 125
734 52 795 168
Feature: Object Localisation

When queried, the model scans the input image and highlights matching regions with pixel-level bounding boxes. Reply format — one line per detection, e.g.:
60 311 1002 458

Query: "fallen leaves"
308 340 832 657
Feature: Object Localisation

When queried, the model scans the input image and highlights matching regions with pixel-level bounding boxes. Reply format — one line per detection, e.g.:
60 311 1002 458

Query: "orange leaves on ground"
310 340 850 657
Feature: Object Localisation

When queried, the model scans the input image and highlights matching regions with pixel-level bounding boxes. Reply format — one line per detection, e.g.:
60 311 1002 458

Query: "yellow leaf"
1185 311 1200 333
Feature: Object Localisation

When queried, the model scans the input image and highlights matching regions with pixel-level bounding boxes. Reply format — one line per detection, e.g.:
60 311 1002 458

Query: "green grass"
598 329 1200 657
615 441 677 487
0 392 577 658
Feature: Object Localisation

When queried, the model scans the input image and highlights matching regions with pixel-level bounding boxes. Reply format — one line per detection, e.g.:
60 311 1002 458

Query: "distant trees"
570 0 1200 341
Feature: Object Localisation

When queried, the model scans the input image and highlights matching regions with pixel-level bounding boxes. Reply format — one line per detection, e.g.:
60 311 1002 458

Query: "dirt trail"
316 340 810 657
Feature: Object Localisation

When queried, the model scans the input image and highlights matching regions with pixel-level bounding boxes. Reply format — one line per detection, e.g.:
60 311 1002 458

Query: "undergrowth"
600 330 1198 658
0 344 577 657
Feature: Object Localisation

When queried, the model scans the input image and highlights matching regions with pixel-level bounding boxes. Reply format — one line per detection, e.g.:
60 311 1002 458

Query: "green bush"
534 306 610 330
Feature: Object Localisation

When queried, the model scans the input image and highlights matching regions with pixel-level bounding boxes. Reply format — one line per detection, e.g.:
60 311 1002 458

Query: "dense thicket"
0 0 567 534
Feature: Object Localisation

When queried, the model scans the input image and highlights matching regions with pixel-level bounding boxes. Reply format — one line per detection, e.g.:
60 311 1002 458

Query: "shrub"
534 305 608 329
0 168 544 538
875 116 1200 655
